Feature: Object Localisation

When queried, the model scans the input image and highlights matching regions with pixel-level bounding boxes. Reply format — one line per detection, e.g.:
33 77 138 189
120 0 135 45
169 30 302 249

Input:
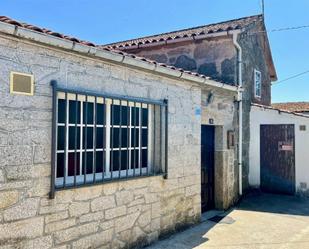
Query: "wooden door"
260 124 295 195
201 125 215 212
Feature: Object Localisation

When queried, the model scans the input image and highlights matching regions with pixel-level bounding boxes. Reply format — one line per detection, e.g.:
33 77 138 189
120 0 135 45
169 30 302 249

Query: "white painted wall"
250 105 309 194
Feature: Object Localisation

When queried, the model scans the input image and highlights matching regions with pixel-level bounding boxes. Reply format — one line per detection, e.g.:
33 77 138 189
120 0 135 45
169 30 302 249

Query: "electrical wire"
273 69 309 85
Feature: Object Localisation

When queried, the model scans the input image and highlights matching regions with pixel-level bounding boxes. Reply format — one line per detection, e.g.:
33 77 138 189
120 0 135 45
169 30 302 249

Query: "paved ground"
146 192 309 249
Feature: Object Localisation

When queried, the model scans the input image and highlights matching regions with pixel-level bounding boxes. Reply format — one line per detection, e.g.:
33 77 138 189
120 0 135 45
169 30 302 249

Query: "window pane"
142 129 148 147
121 128 128 148
82 152 93 174
111 105 129 126
83 127 93 149
56 153 64 178
131 128 139 147
58 99 66 123
95 151 105 173
130 149 139 169
69 100 81 124
96 103 105 125
111 128 119 148
111 150 120 171
96 127 104 149
57 126 65 150
111 128 128 148
131 106 140 126
121 105 129 126
83 102 94 124
121 150 128 170
111 105 120 125
68 152 80 176
142 108 148 126
111 150 128 171
142 149 148 168
69 127 81 150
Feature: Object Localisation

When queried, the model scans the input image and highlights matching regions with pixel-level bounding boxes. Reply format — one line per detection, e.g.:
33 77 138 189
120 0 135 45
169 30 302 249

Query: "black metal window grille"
50 81 168 198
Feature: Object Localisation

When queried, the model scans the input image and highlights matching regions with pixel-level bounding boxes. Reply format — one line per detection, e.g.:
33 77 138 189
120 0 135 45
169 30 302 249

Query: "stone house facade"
107 14 277 190
0 16 238 248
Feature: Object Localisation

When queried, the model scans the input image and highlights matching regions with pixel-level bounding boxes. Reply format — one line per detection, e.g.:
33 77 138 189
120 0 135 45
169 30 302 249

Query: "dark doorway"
260 124 295 195
201 125 215 212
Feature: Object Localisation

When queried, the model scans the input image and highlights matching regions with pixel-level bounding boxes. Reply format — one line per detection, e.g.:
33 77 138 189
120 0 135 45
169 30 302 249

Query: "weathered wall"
129 37 237 85
250 105 309 197
238 21 272 190
0 35 203 248
201 88 239 209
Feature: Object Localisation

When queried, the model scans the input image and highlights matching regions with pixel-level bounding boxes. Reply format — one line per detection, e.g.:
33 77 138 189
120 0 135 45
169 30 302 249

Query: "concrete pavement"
145 193 309 249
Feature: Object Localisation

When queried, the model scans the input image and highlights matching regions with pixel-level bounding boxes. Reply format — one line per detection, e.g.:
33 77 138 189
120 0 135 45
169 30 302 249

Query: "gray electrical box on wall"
10 71 34 96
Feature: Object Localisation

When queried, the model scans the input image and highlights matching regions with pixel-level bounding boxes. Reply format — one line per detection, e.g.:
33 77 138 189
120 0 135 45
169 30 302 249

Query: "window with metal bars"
50 81 168 198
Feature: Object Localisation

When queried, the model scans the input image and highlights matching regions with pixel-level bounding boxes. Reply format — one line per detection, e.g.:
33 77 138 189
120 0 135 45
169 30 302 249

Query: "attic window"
10 72 34 96
254 69 262 98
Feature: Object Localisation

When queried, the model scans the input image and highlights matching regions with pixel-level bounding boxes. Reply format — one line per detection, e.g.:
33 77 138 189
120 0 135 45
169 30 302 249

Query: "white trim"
254 69 262 98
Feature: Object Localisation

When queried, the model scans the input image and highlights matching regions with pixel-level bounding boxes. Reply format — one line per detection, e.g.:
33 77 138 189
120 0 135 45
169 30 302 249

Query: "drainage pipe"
233 31 243 196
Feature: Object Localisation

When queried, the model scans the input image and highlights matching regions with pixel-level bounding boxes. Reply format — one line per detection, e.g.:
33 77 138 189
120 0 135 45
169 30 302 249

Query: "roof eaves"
104 15 262 49
0 16 238 93
252 103 309 118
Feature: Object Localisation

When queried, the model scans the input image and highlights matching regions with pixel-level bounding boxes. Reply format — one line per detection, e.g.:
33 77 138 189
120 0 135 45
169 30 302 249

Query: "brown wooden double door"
201 125 215 212
260 124 295 195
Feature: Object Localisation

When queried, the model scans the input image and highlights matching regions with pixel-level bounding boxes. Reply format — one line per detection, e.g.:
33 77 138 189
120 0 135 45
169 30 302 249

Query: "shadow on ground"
237 190 309 216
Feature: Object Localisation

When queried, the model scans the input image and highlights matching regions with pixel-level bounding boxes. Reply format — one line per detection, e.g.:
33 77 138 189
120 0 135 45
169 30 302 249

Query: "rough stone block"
79 211 104 223
45 211 69 224
74 186 102 201
91 195 116 212
0 217 44 241
54 222 99 244
3 197 39 221
22 235 53 249
0 145 32 166
69 202 90 217
115 212 140 233
0 191 19 209
5 164 50 180
138 210 151 228
105 205 126 219
100 219 114 231
116 190 134 206
45 218 76 233
72 229 113 249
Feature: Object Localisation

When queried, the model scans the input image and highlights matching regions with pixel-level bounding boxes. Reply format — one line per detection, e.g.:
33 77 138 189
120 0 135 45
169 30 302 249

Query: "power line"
273 69 309 85
247 24 309 36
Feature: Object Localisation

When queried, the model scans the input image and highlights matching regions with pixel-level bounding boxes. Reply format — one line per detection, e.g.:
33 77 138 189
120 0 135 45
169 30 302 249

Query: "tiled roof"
0 16 97 47
272 102 309 113
104 15 263 49
0 15 218 81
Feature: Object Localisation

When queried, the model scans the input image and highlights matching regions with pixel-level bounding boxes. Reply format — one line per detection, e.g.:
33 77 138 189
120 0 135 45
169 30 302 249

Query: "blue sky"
1 0 309 103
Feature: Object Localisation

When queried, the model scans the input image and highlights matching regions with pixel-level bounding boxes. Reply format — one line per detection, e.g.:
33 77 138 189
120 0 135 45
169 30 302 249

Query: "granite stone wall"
0 35 204 249
201 88 239 209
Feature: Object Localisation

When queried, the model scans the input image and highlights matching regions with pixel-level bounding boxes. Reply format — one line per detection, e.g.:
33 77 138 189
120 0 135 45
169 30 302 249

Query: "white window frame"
254 69 262 98
55 93 153 187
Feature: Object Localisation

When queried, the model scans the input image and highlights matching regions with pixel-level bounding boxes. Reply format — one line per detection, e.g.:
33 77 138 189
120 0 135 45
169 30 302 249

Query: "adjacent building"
272 102 309 116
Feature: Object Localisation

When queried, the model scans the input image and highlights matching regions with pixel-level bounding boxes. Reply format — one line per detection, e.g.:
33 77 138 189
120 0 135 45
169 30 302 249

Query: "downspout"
232 31 243 196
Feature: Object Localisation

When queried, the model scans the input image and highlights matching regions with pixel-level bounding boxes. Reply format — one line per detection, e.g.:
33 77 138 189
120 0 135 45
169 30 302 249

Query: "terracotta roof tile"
272 102 309 113
104 15 263 49
0 15 238 83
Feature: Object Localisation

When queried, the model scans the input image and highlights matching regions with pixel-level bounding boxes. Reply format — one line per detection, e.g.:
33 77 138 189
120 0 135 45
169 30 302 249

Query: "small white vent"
10 72 34 96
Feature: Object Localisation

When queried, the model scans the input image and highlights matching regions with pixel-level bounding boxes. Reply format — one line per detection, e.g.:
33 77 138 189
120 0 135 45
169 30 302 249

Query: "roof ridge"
104 14 263 47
